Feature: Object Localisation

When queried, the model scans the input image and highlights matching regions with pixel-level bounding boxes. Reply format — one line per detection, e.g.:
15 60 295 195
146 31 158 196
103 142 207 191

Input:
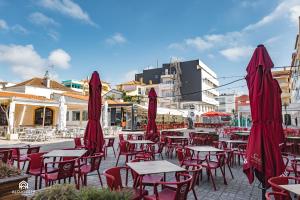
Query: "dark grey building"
135 59 219 112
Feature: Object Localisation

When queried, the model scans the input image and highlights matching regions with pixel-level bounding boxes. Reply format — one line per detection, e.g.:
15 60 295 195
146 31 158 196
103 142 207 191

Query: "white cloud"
0 19 8 30
123 70 138 82
106 33 127 45
220 46 254 61
39 0 96 26
11 25 29 34
185 37 213 51
0 19 28 34
168 31 243 52
48 49 71 69
168 0 300 62
243 0 300 31
28 12 59 27
0 44 71 79
47 30 60 41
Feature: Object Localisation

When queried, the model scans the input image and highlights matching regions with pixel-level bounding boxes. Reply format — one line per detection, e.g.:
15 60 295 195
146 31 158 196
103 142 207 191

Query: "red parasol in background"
146 88 158 141
84 71 104 153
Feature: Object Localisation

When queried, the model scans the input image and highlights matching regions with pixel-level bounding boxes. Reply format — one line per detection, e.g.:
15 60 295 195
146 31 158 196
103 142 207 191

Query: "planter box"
0 174 31 200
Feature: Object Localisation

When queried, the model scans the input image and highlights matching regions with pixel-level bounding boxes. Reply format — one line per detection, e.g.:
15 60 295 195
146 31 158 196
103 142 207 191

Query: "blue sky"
0 0 299 93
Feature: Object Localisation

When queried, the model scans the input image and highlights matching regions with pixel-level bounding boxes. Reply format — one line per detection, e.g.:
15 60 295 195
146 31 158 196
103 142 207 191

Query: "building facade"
62 79 111 96
289 17 300 126
135 59 219 113
216 93 236 113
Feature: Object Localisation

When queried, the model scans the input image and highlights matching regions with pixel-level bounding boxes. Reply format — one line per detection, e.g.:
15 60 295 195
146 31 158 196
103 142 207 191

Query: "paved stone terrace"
16 138 264 200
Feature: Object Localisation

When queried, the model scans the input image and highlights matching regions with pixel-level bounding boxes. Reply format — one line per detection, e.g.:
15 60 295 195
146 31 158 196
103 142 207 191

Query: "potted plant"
32 184 132 200
0 162 30 200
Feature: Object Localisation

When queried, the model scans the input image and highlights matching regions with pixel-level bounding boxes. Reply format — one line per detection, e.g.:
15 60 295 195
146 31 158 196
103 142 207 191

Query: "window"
82 111 88 121
0 105 7 126
149 80 152 84
35 107 53 126
66 111 69 121
72 111 80 121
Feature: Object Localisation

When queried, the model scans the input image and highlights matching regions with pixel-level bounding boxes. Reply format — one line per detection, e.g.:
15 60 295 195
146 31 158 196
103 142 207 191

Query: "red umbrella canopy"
202 111 231 117
146 88 158 140
243 45 285 185
84 71 104 153
273 79 285 145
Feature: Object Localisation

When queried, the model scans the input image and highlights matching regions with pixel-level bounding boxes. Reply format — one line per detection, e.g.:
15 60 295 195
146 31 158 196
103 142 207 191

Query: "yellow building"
116 80 146 96
272 68 292 106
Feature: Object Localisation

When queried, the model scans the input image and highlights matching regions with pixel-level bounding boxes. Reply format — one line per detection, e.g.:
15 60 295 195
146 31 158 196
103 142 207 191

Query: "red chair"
282 153 296 176
265 192 290 200
176 148 200 167
76 154 104 187
41 159 77 187
0 150 11 164
74 138 85 148
119 134 125 141
129 158 163 189
268 176 300 199
143 173 192 200
26 152 57 189
149 142 164 160
201 152 227 190
164 165 202 200
103 166 148 200
292 159 300 178
115 141 136 166
104 138 116 158
233 144 247 165
12 146 40 169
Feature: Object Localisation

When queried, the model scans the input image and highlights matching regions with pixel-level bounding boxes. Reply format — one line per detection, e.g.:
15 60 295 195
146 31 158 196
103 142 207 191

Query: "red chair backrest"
74 138 82 147
119 141 129 153
268 176 289 193
173 173 192 200
103 167 123 190
119 134 124 141
90 154 103 171
265 192 289 200
292 159 300 176
176 148 184 164
57 159 76 179
27 152 45 172
0 150 10 163
12 148 20 158
107 138 115 147
216 153 226 167
27 146 40 155
157 143 164 153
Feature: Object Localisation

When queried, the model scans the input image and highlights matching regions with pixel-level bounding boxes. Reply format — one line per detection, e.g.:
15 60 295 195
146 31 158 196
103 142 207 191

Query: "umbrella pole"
261 134 266 200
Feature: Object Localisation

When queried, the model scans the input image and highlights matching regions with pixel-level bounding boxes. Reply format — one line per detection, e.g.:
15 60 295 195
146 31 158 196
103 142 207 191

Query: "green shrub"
79 187 132 200
33 184 133 200
33 184 79 200
0 162 21 179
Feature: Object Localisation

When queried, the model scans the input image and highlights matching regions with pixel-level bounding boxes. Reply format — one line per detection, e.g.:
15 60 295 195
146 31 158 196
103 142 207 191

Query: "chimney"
43 70 51 88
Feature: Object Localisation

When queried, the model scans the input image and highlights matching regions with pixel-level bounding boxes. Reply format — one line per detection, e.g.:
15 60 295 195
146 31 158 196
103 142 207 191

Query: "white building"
216 93 236 113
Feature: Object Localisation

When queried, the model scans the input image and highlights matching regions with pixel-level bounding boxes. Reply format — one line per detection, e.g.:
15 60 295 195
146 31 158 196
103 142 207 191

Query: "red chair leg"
97 170 103 187
208 169 217 191
115 154 120 166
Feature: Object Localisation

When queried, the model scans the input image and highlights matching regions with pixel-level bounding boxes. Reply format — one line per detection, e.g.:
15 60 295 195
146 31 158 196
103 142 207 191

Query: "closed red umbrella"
146 88 158 141
84 71 104 153
243 45 285 198
273 79 285 145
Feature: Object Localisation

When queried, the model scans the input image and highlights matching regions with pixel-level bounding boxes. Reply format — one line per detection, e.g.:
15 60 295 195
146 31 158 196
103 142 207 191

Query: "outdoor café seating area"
0 127 299 199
